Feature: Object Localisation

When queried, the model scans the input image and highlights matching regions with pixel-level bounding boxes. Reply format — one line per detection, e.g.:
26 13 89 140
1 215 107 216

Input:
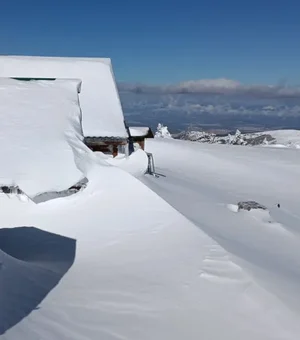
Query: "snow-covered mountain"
173 128 300 148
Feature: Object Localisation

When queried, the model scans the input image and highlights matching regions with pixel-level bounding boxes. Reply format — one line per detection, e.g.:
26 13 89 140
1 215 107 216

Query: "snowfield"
2 146 300 340
143 138 300 332
1 80 300 339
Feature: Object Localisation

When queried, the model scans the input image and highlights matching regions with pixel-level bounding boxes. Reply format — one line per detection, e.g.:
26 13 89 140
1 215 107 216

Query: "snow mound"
263 129 300 149
0 79 85 197
0 227 76 336
107 149 149 177
227 203 239 213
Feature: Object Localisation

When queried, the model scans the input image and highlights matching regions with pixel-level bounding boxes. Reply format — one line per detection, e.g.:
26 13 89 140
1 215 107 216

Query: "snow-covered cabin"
0 55 128 156
129 127 154 150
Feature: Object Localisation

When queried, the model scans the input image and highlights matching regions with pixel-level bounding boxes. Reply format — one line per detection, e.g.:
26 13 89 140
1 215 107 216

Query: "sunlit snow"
1 66 300 340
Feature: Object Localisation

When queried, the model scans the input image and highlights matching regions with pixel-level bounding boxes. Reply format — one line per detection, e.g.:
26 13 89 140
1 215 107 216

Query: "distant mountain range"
172 128 300 148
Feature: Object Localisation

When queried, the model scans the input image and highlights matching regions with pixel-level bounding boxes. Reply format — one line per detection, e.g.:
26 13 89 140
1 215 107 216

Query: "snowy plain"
143 137 300 332
1 79 300 339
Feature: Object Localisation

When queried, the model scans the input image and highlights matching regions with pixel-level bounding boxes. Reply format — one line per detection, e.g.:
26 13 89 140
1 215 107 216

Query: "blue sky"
1 0 300 85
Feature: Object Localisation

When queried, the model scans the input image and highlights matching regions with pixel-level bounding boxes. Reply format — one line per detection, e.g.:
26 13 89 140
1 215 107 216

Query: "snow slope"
264 129 300 148
0 78 84 197
1 83 300 338
143 138 300 320
0 56 127 138
2 158 300 339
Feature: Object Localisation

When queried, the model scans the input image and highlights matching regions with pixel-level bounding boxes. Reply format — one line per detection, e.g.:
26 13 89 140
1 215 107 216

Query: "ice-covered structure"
0 78 84 197
129 127 154 150
0 55 128 156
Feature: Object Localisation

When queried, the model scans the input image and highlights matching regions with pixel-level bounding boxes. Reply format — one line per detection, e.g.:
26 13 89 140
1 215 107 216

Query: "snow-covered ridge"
173 128 300 148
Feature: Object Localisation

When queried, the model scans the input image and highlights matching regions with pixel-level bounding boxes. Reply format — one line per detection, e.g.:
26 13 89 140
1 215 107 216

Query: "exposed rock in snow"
174 130 218 143
237 201 267 212
155 123 173 139
247 134 276 146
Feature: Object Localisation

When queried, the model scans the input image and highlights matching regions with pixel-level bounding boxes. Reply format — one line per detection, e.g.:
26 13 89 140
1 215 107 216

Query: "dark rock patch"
238 201 267 211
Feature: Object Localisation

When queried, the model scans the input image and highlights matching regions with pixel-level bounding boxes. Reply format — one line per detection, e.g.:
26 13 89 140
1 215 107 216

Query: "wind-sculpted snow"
0 227 76 335
2 77 300 338
1 141 300 339
143 138 300 322
0 79 84 197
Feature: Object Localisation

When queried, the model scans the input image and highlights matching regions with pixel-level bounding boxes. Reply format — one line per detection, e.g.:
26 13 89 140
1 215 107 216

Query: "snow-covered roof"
0 78 84 197
129 127 152 137
0 55 127 138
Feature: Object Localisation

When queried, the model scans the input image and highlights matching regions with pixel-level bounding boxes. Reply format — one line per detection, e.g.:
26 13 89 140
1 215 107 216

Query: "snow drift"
143 138 300 327
0 226 76 336
0 78 85 197
2 167 300 340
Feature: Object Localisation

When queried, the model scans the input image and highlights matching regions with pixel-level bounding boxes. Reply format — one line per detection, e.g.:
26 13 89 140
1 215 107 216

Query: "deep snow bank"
0 79 85 197
106 149 148 177
2 144 300 339
0 227 76 335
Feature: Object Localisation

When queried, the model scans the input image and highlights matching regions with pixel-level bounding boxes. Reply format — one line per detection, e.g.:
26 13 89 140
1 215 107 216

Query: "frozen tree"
155 123 173 139
227 129 246 145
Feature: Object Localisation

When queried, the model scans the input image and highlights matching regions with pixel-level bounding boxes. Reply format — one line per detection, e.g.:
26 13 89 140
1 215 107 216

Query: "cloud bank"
119 78 300 99
118 79 300 132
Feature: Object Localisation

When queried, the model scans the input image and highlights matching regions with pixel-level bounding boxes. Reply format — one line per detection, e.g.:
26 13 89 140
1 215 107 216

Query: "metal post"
124 120 134 155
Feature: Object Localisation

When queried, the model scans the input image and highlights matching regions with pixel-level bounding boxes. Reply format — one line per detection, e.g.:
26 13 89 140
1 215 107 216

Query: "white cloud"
119 80 300 132
118 78 300 99
178 79 241 91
